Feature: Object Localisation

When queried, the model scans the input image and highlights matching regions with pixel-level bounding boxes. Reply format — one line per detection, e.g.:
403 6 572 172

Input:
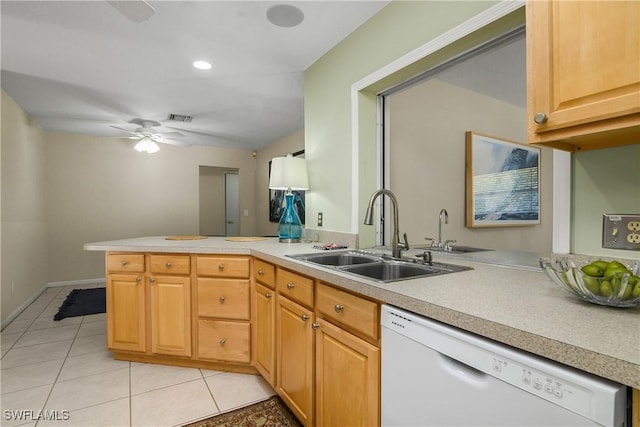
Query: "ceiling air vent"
167 114 193 122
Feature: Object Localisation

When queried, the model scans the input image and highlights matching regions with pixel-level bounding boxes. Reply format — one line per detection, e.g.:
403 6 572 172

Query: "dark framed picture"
465 131 541 227
269 149 305 223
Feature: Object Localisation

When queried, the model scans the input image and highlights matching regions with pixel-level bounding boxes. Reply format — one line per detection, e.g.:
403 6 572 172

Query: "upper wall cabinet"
526 0 640 151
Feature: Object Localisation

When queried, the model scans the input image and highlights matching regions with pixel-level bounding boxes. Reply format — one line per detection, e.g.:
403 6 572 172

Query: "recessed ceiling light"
266 4 304 28
193 60 212 70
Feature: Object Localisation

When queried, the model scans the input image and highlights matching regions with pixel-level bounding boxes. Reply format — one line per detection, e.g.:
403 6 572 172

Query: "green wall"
572 144 640 258
304 1 498 239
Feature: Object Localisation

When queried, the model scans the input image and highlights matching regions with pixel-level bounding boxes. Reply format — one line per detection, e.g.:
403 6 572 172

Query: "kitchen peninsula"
85 235 640 425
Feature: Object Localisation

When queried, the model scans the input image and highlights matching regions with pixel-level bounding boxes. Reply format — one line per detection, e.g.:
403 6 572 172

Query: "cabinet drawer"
198 320 250 363
254 259 275 289
316 282 379 341
277 268 314 308
197 256 250 278
149 254 191 275
107 253 145 273
198 278 250 320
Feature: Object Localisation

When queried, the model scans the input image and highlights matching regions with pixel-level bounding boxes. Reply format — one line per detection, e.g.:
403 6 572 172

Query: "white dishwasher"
381 305 629 427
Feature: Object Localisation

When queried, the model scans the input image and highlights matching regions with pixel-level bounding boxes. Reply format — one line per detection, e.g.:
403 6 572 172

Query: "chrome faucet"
364 189 409 258
438 209 448 248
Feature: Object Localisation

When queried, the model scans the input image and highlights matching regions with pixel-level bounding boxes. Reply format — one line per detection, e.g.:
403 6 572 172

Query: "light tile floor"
1 284 275 427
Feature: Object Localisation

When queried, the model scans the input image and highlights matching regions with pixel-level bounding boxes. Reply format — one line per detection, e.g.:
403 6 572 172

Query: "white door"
224 172 240 236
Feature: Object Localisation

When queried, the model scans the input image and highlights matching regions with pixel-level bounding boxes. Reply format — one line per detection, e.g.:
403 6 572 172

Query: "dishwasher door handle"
437 353 489 386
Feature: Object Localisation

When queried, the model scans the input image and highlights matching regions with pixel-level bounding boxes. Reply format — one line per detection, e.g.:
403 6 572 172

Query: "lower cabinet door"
315 318 380 427
276 296 314 427
254 283 276 386
150 275 191 357
198 320 251 363
107 273 146 352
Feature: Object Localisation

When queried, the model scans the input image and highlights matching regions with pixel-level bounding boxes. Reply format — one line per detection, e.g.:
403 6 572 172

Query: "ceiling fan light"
193 60 212 70
134 136 160 153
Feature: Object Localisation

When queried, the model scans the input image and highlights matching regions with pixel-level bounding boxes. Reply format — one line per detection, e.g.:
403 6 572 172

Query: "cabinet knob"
534 112 548 124
286 283 295 290
334 304 344 313
165 262 171 268
219 296 225 303
312 323 320 330
265 292 272 299
257 269 265 275
218 264 224 271
219 339 226 346
121 261 129 267
149 277 155 283
301 314 310 321
135 276 141 282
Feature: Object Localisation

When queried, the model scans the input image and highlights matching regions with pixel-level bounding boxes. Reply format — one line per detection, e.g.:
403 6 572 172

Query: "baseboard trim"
1 278 106 330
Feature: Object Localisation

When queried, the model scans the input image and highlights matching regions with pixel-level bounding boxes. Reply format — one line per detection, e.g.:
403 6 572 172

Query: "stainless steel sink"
422 246 491 254
288 251 383 266
341 260 470 282
287 250 471 283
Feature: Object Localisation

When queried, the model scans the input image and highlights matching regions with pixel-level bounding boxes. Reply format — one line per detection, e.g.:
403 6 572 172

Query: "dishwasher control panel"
489 355 590 416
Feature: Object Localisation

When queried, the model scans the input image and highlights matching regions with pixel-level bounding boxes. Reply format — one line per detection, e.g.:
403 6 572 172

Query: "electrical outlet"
602 214 640 250
628 234 640 244
317 212 323 227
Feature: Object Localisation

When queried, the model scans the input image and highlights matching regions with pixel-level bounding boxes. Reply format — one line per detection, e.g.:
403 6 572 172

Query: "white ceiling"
1 0 389 149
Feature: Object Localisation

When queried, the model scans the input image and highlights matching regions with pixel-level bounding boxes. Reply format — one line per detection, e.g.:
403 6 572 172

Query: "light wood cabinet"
273 267 380 427
106 253 192 357
106 272 146 352
526 0 640 151
149 274 191 357
276 293 315 427
253 259 276 386
314 318 380 427
196 255 252 364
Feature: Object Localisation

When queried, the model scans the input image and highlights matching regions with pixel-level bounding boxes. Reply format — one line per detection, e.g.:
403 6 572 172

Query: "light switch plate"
602 214 640 251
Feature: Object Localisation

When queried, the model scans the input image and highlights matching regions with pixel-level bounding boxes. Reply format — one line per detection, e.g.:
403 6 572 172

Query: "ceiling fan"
107 1 155 23
110 119 188 153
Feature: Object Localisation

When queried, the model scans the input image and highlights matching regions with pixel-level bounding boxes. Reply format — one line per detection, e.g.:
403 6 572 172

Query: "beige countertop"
85 236 640 389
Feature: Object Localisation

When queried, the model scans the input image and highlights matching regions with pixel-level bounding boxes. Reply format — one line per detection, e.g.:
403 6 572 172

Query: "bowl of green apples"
539 257 640 307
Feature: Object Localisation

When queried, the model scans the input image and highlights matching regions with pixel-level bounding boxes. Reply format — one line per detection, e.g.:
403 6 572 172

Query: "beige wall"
388 78 553 253
255 130 305 237
44 132 258 282
1 91 49 321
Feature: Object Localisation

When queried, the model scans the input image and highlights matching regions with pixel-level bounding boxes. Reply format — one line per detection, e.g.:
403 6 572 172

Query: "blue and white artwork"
466 132 541 227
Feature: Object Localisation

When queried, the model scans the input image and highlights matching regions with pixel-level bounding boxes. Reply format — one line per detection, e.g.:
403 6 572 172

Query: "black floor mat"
54 288 106 321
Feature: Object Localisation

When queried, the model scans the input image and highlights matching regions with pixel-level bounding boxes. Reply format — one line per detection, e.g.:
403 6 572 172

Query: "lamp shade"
269 155 309 190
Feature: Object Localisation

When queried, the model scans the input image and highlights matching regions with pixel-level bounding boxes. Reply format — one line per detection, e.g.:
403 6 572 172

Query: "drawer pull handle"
301 314 310 321
265 292 272 299
258 269 265 275
165 262 171 268
286 283 295 290
218 264 224 271
120 261 129 267
219 296 225 303
219 339 226 346
312 323 320 330
135 276 141 282
334 304 344 313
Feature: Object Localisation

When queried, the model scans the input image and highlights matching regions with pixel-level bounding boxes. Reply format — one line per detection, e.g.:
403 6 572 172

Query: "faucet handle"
444 239 457 251
415 250 433 265
401 233 410 251
424 237 435 246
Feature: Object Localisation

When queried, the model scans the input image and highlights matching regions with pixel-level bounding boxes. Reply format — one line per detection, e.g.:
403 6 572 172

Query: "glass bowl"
539 257 640 308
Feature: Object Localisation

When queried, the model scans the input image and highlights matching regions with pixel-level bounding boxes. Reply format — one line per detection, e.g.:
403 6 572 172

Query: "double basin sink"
287 250 472 283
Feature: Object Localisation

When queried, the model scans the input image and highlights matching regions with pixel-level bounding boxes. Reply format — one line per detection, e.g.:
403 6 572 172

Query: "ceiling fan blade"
160 138 191 148
109 125 140 136
159 131 184 138
129 118 161 128
107 1 155 23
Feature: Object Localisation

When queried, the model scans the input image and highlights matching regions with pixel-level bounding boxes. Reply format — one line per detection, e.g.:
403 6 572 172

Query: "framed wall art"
269 149 305 224
465 131 541 227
